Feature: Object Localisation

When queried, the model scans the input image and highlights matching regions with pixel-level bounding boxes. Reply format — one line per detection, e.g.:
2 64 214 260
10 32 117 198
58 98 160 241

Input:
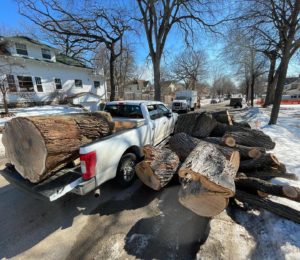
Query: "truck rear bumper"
0 165 97 201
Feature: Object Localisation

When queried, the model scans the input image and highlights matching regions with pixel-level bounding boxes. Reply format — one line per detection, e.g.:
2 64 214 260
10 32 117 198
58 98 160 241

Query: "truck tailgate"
0 165 82 201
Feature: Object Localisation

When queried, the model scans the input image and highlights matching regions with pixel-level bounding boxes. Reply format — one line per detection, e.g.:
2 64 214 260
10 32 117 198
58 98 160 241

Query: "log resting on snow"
235 190 300 224
2 112 114 183
135 145 180 191
174 112 217 138
178 141 239 217
235 176 300 202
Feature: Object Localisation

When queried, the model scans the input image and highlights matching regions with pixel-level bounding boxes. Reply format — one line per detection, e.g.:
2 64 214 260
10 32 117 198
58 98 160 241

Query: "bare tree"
171 49 207 90
238 0 300 124
136 0 227 101
17 0 132 101
211 75 236 97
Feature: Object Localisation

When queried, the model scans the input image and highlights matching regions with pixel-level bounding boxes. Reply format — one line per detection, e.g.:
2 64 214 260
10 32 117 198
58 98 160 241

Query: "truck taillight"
80 151 97 180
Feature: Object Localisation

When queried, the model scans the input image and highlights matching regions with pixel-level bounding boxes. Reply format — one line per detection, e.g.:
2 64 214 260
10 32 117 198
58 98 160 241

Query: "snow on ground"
232 106 300 259
0 105 84 127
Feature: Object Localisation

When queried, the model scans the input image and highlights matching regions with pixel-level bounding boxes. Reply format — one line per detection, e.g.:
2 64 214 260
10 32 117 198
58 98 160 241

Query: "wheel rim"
121 158 135 182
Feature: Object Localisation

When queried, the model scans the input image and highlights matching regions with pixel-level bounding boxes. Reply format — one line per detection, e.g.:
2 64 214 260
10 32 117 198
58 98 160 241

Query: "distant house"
123 79 151 100
284 75 300 93
0 36 107 109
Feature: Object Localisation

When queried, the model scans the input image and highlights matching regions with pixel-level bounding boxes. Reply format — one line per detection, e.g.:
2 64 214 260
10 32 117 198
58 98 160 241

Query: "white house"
0 36 107 111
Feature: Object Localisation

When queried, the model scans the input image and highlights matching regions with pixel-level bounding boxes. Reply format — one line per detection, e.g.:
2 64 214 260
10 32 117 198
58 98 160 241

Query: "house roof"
160 80 174 88
125 79 149 89
3 35 57 50
0 35 90 69
285 77 299 85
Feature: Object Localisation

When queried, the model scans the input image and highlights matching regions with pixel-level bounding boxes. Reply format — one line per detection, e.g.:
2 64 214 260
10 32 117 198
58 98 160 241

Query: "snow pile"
0 105 84 127
234 106 300 259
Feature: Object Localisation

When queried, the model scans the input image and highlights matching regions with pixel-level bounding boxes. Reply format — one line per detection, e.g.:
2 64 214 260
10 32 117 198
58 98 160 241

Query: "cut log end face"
3 118 47 183
179 180 229 217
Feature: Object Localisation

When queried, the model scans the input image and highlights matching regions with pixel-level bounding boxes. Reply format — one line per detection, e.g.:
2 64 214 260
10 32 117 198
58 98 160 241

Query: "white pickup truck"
1 101 178 201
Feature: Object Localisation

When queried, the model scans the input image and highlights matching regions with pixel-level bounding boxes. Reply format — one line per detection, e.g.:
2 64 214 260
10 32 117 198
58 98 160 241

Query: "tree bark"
153 58 161 101
263 54 277 107
135 145 180 190
210 122 250 137
178 141 238 217
235 177 300 202
109 46 116 101
175 112 217 138
211 110 233 125
239 153 280 172
3 91 8 114
203 136 236 147
235 190 300 224
224 130 275 150
3 112 114 183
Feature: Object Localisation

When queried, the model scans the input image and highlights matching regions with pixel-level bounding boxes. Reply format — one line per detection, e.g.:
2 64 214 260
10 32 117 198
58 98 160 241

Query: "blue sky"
0 0 299 82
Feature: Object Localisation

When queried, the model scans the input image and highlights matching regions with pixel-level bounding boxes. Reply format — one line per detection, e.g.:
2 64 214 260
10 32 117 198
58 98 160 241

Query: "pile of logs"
135 110 300 223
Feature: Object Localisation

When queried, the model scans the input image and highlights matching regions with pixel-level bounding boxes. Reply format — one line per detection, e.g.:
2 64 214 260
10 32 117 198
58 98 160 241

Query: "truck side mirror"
166 111 172 118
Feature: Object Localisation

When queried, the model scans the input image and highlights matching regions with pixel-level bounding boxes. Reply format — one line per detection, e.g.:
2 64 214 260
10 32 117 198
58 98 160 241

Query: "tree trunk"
3 91 8 114
153 58 161 101
250 74 255 107
235 177 300 202
211 110 233 125
235 190 300 224
174 112 217 138
239 153 280 172
263 55 277 107
224 130 275 150
178 141 238 217
3 112 114 183
135 145 180 190
203 136 236 147
242 171 297 181
109 47 116 101
210 122 250 137
235 144 265 160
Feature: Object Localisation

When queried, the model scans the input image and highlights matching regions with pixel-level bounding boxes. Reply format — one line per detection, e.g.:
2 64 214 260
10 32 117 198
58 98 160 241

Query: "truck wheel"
116 153 137 187
191 107 195 111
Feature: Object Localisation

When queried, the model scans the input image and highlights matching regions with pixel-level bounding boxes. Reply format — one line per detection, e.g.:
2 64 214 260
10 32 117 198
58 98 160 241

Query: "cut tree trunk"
235 190 300 224
203 136 236 147
235 177 300 202
235 144 265 160
242 170 298 181
232 121 251 129
135 145 180 191
169 133 239 167
174 112 217 138
211 110 233 125
224 130 275 150
239 153 280 172
178 141 238 217
2 112 114 183
210 122 250 137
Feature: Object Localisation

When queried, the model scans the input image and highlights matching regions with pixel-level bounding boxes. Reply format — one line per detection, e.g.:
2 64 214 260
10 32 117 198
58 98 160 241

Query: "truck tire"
116 153 137 187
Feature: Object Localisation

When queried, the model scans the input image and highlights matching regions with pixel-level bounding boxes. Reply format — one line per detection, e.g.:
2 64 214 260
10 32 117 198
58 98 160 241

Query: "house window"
15 43 28 56
17 76 34 92
55 78 62 89
41 48 51 59
6 74 17 92
94 81 100 88
75 79 82 88
35 77 43 92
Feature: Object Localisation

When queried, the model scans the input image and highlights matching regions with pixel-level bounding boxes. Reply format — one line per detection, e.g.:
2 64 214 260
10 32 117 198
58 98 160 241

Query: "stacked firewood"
135 110 300 223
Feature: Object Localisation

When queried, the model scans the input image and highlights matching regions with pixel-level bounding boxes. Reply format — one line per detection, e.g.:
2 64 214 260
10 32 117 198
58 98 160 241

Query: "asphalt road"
0 102 236 260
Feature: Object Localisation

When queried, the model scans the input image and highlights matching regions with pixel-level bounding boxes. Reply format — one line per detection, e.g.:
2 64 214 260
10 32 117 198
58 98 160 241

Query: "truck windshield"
176 97 188 100
105 104 144 118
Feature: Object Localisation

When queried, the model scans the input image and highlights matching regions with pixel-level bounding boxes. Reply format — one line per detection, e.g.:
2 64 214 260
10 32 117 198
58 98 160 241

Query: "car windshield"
105 104 144 118
176 97 188 100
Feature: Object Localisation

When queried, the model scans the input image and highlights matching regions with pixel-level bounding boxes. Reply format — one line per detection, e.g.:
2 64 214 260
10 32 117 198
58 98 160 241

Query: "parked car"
1 100 178 201
210 99 218 104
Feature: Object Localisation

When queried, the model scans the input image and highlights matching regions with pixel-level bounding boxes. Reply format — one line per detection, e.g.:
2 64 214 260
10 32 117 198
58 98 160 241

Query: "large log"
2 112 114 183
178 141 238 217
235 176 300 202
174 112 217 138
203 136 236 147
169 133 239 169
239 153 280 172
210 122 250 137
135 145 180 190
224 130 275 150
211 110 233 125
235 190 300 224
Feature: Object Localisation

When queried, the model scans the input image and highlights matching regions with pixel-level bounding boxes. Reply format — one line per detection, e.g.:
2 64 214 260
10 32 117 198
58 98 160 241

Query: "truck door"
147 104 169 145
